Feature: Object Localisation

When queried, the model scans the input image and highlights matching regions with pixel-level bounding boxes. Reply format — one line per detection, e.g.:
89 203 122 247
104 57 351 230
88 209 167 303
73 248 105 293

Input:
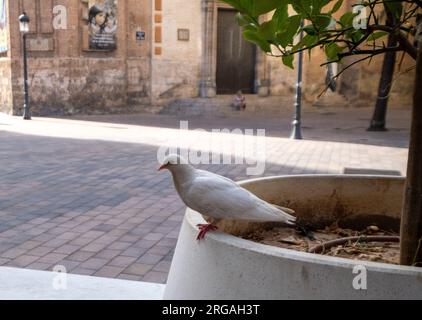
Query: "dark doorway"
216 9 256 94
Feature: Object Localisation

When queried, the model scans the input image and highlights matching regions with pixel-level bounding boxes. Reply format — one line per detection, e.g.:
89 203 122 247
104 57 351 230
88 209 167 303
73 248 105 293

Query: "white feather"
163 155 296 225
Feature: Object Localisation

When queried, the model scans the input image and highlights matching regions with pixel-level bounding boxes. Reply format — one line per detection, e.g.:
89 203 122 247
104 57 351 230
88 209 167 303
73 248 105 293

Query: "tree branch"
398 33 418 59
338 46 404 58
367 25 417 60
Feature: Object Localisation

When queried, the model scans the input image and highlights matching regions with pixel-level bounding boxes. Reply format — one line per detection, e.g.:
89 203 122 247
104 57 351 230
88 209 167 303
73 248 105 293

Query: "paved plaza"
0 107 411 283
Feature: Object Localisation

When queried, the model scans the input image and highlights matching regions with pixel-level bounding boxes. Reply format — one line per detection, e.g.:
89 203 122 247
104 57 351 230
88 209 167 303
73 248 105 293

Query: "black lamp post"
290 21 304 140
19 12 31 120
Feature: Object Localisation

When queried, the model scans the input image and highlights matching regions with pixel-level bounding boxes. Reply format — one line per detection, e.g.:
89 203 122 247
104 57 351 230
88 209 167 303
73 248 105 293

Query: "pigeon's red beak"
158 164 167 171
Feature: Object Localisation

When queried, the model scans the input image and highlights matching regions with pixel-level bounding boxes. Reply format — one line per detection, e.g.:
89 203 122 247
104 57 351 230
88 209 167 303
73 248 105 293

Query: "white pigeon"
158 154 296 240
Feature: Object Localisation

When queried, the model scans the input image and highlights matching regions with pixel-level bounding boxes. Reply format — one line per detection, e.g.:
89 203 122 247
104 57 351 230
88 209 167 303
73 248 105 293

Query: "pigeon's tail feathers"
271 205 297 225
281 213 296 225
272 204 297 225
272 204 295 215
285 217 296 225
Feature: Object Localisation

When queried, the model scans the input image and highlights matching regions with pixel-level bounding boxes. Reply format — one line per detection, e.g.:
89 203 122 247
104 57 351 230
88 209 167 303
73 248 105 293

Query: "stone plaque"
178 29 190 41
28 37 54 52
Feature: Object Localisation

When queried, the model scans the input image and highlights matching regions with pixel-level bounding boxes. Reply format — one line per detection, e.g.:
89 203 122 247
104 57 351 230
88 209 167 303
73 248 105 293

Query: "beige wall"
150 0 202 105
355 54 415 108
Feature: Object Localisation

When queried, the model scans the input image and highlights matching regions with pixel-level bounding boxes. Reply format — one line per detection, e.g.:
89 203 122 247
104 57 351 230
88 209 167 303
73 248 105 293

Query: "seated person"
233 90 246 111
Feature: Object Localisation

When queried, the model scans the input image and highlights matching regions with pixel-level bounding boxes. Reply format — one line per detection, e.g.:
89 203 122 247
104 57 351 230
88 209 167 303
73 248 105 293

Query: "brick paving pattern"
0 108 410 283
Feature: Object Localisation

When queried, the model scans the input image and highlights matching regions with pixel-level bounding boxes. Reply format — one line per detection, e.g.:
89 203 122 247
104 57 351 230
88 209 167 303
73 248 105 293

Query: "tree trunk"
367 35 397 131
399 41 422 266
368 9 397 132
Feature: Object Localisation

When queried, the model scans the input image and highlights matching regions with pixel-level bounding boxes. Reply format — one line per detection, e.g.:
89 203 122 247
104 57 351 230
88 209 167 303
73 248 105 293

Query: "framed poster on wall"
87 0 117 51
0 0 8 53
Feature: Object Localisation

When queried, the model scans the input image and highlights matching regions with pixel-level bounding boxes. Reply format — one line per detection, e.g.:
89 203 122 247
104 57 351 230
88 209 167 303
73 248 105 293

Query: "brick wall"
7 0 153 116
11 57 129 116
0 56 13 114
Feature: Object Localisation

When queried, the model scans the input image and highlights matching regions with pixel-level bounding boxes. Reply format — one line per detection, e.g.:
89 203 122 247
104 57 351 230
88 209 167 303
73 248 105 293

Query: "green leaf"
235 12 253 27
290 0 313 16
273 3 289 30
243 24 258 32
350 29 364 42
243 30 271 52
325 42 342 61
250 0 280 17
367 31 388 42
276 15 302 47
294 34 319 51
239 0 254 16
301 34 319 47
286 15 302 38
282 54 294 69
313 14 333 30
303 24 317 36
339 11 358 28
287 15 302 35
258 20 277 41
330 0 343 14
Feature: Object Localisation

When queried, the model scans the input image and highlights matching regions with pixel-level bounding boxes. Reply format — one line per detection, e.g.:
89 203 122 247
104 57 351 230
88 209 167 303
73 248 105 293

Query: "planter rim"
188 174 421 275
238 174 405 184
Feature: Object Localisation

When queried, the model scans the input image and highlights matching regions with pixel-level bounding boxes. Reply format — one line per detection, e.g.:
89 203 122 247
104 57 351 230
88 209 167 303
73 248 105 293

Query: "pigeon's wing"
185 174 256 220
185 173 295 223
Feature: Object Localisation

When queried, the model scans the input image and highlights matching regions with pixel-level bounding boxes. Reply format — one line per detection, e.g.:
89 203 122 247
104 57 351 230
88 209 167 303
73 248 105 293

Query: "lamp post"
19 12 31 120
290 21 304 140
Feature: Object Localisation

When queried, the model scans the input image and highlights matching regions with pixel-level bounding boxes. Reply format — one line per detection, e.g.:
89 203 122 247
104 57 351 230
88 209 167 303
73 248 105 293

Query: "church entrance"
216 9 256 94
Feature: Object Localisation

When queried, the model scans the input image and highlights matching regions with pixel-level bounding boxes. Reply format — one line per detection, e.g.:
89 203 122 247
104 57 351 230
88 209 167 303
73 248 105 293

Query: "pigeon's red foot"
196 224 218 241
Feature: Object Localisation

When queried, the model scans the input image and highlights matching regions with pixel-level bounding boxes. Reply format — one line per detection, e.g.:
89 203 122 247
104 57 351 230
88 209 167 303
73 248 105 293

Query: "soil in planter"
242 222 400 265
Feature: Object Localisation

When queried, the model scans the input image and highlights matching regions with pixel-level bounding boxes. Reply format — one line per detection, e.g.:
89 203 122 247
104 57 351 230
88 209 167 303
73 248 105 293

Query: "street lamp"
290 21 305 140
19 12 31 120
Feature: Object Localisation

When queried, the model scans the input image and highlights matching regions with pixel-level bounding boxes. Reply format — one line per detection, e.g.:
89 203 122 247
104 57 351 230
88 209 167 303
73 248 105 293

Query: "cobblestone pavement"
0 107 411 283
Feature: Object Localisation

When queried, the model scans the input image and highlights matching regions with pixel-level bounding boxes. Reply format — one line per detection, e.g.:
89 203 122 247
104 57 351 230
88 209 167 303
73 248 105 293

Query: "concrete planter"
164 175 422 300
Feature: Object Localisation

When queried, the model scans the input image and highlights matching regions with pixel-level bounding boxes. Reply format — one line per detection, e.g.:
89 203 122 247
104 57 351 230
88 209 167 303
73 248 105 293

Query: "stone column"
256 50 270 96
255 14 270 97
199 0 216 97
338 0 362 105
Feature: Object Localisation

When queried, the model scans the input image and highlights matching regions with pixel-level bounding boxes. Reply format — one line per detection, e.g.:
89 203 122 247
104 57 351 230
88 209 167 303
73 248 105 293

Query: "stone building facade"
0 0 415 116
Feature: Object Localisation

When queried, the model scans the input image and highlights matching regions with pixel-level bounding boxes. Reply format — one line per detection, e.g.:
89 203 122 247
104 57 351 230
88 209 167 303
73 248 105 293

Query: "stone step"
160 95 295 117
313 91 351 108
